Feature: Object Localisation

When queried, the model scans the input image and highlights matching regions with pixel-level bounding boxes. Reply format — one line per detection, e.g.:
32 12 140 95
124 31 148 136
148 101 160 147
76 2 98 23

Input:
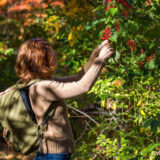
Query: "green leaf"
92 5 104 12
142 143 160 155
4 48 14 56
0 42 3 48
100 134 105 139
114 50 120 62
144 118 160 132
144 118 154 128
109 8 118 16
151 120 160 132
148 59 155 69
108 57 115 64
110 31 118 42
139 53 146 59
120 24 127 36
85 18 105 31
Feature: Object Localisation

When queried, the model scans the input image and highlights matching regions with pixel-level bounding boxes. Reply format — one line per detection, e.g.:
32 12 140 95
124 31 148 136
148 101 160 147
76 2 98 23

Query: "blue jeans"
34 152 71 160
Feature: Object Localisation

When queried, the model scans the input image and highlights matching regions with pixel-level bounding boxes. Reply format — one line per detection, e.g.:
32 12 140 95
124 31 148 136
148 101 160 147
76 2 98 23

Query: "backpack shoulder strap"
19 79 42 123
19 82 38 123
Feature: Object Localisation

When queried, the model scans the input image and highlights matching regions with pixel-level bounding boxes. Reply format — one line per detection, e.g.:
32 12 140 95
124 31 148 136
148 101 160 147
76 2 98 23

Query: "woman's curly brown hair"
15 38 56 83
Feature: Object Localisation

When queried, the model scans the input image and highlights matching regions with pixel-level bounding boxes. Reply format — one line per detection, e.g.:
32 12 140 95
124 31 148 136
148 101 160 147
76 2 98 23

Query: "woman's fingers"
98 40 109 50
92 40 110 58
99 45 113 59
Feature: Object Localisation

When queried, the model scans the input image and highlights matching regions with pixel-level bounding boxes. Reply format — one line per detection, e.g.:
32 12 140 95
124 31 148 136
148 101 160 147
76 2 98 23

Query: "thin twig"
75 121 89 143
92 154 98 160
109 111 125 131
84 120 92 130
70 116 96 118
85 111 110 116
67 104 100 125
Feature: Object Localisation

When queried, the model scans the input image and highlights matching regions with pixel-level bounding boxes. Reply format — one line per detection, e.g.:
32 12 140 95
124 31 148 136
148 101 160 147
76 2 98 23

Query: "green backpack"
0 79 55 155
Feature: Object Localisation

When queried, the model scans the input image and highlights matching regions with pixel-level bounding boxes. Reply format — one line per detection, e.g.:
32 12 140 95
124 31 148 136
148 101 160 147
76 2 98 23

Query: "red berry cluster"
146 54 156 63
114 79 123 86
128 40 135 51
146 0 152 5
101 27 112 40
114 23 120 32
138 61 143 69
138 49 156 69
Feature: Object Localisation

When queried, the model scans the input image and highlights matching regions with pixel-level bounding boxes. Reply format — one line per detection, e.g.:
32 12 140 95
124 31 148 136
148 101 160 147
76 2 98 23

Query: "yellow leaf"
68 32 73 41
111 103 116 111
56 35 60 40
137 99 142 106
68 113 71 117
140 110 145 116
101 99 105 107
69 35 76 47
134 149 138 155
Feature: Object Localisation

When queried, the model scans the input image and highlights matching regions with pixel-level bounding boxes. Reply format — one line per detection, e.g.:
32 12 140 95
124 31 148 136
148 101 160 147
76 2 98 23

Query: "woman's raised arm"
53 40 109 82
35 42 113 101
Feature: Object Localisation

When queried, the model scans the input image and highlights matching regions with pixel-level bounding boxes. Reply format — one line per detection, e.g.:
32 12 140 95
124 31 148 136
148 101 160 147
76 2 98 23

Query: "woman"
15 38 113 160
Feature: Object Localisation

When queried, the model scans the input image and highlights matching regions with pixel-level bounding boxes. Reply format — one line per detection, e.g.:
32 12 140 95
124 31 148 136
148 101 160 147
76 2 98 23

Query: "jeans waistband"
35 152 71 158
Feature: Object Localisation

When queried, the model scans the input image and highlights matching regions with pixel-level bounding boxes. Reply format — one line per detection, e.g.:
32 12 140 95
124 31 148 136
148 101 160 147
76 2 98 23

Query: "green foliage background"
0 0 160 159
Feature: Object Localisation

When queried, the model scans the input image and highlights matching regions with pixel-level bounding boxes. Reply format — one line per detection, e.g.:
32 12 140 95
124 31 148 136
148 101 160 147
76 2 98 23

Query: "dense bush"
0 0 160 159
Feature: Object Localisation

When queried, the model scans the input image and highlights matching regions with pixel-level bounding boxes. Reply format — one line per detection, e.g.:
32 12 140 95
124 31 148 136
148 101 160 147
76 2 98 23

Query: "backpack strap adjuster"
38 124 45 157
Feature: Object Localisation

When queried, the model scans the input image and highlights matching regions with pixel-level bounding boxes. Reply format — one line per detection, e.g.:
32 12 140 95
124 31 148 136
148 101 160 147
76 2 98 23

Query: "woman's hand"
97 40 109 50
98 43 113 60
91 40 110 57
